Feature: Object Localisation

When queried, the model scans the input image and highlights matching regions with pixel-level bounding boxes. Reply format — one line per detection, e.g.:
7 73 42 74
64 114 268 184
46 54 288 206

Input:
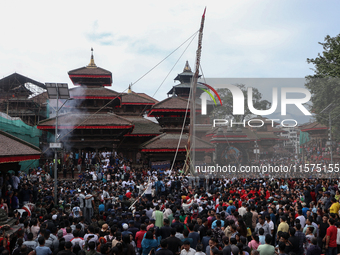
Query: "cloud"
86 32 115 46
1 0 340 116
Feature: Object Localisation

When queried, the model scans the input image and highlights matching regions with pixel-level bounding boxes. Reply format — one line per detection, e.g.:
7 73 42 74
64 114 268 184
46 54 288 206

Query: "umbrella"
7 170 15 174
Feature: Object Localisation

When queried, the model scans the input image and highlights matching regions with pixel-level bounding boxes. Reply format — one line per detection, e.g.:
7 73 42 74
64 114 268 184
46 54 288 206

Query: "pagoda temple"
167 61 204 98
37 49 161 161
36 52 289 167
140 62 215 163
207 118 287 164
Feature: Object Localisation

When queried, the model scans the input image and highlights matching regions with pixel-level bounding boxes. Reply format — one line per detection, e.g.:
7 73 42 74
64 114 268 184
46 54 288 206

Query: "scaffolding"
0 73 48 126
0 113 42 171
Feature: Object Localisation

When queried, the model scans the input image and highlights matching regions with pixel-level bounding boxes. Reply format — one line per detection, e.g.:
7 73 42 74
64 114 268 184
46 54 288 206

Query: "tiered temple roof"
68 48 112 87
140 133 214 152
0 130 41 163
37 113 134 130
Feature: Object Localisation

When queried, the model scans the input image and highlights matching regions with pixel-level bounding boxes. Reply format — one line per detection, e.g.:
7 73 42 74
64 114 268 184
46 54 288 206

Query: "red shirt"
135 230 147 248
326 225 337 247
0 238 10 251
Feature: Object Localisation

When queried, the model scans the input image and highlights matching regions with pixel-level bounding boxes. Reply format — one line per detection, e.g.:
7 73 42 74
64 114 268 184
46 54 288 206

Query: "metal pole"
54 86 58 206
330 111 333 165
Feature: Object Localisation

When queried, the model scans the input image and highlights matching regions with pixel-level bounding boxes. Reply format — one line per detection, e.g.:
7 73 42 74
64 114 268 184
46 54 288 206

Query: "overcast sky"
1 0 340 109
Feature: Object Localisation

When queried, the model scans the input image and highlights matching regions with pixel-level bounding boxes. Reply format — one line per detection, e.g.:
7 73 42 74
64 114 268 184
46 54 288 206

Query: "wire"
116 30 198 149
130 30 199 87
22 30 200 172
169 87 191 175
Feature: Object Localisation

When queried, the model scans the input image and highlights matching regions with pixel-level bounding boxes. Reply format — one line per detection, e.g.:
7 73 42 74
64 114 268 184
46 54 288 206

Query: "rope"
22 30 200 172
116 30 198 149
168 71 194 176
129 176 151 210
57 30 200 141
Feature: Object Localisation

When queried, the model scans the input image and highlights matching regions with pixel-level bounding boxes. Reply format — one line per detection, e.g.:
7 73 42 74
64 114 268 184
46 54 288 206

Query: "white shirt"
238 206 247 217
79 193 85 208
84 233 98 244
122 181 127 188
267 220 274 232
296 215 306 228
180 248 196 255
145 183 152 194
92 173 97 181
71 237 85 248
163 208 172 219
12 176 20 190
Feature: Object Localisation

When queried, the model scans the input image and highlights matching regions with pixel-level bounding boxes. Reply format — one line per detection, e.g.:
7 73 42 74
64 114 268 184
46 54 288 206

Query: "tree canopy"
210 84 271 122
305 34 340 139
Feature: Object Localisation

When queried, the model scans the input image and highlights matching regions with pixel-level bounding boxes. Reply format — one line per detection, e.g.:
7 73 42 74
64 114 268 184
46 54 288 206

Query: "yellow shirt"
277 222 289 233
330 202 340 214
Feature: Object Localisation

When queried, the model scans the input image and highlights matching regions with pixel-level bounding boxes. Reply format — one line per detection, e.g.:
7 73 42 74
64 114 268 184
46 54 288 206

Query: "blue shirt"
259 235 265 245
302 207 309 217
36 246 52 255
202 236 210 252
188 232 200 249
211 220 225 229
227 205 236 215
99 204 105 213
270 213 276 227
280 185 288 190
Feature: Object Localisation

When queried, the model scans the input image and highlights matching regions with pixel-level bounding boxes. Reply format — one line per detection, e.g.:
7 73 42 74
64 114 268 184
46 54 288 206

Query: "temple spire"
87 48 97 68
183 60 192 72
127 84 132 93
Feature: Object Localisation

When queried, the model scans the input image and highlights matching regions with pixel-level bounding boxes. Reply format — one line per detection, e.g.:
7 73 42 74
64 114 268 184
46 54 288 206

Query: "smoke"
47 86 87 153
41 143 54 158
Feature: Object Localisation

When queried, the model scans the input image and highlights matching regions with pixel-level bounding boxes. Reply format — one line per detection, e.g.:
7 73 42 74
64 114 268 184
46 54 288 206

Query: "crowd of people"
2 151 340 255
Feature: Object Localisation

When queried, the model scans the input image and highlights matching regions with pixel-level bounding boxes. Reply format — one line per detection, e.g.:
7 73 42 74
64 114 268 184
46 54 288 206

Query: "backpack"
192 209 199 219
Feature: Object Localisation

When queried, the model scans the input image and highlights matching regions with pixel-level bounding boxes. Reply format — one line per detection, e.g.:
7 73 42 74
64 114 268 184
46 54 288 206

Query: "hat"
128 220 134 224
325 191 330 195
101 224 109 231
122 223 128 230
150 218 155 222
52 215 58 220
135 214 140 218
229 200 233 204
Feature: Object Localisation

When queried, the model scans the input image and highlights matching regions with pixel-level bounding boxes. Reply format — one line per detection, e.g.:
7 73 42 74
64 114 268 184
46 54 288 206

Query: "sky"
1 0 340 117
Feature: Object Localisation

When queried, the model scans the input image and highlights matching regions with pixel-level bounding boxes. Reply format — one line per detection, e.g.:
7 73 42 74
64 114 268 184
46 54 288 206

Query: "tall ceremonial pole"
186 8 206 175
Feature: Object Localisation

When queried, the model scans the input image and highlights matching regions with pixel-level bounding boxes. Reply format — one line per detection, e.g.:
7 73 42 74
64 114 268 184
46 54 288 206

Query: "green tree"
305 34 340 139
210 84 271 121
